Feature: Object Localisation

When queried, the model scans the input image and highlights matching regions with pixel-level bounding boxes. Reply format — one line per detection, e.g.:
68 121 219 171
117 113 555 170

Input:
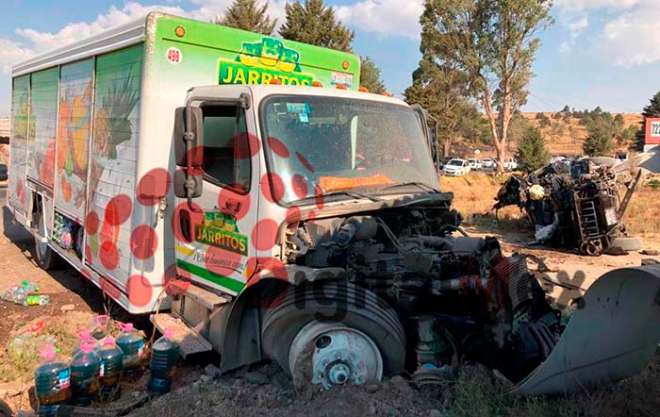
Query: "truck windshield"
260 95 439 205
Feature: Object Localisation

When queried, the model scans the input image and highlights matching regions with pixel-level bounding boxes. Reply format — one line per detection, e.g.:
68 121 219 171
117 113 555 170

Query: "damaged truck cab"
8 13 660 395
170 84 660 393
172 84 563 385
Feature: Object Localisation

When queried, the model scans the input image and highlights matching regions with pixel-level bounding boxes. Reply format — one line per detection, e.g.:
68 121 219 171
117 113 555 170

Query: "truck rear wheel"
33 209 61 271
261 282 406 389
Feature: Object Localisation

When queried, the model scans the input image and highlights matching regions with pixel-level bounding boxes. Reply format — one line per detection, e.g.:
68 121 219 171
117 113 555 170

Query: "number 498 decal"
166 47 182 64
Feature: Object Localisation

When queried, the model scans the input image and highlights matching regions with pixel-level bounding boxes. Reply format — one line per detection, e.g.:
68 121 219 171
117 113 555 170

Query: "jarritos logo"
194 212 248 256
219 37 314 86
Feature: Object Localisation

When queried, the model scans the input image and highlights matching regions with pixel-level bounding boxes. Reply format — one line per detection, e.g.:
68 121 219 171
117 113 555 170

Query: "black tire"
33 208 61 270
608 236 642 253
261 281 406 377
0 399 12 417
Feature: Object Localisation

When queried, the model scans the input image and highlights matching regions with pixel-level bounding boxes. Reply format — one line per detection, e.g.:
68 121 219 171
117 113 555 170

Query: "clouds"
0 39 34 74
567 17 588 34
554 0 641 11
555 0 660 67
336 0 424 39
0 1 187 74
559 16 589 54
599 2 660 67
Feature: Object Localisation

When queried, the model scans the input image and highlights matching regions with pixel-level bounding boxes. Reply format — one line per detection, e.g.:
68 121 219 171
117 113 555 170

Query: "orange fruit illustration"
61 177 72 202
72 126 88 173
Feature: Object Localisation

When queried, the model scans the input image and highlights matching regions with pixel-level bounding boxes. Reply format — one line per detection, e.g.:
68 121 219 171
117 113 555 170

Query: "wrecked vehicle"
494 158 643 255
8 14 659 398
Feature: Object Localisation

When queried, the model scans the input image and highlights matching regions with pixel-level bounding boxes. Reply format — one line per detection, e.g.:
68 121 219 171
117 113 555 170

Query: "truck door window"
201 105 250 193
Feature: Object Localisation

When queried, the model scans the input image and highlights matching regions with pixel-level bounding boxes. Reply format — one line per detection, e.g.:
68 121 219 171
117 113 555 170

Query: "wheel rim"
288 321 383 390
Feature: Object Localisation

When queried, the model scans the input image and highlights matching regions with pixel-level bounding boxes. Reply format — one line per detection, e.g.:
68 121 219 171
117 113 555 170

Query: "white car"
504 158 519 171
443 159 471 176
467 159 482 170
481 158 496 171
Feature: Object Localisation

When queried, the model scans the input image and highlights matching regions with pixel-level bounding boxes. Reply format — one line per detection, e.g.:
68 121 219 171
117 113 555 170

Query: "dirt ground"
0 176 658 417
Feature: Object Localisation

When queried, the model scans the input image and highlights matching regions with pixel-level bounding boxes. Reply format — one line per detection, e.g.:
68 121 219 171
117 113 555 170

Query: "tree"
507 111 532 144
417 0 552 172
516 126 549 171
620 124 638 146
217 0 276 35
635 90 660 150
279 0 353 52
535 112 551 128
583 121 614 156
359 56 386 94
405 56 478 157
279 1 386 93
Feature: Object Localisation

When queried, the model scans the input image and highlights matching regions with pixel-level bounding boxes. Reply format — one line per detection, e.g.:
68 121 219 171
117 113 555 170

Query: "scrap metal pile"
494 158 642 255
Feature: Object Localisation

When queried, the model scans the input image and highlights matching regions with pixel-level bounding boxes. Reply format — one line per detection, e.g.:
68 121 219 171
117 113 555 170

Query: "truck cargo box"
8 13 360 313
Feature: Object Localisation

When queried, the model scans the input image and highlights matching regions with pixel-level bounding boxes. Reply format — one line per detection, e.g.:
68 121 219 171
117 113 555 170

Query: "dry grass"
445 352 659 417
440 172 519 219
624 185 660 235
440 172 529 235
0 312 95 384
520 113 642 156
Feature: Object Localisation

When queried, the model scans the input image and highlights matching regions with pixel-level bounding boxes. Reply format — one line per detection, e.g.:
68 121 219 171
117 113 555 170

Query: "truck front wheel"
261 281 406 390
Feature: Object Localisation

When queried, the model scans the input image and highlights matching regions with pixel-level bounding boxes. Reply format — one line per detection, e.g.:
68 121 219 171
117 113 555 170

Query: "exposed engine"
284 198 563 383
494 158 641 255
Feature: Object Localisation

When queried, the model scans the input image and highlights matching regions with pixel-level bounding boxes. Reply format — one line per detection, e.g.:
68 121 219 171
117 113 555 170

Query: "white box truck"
8 13 660 393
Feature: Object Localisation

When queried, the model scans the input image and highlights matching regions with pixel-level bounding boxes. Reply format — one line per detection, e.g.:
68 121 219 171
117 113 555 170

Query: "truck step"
150 313 213 358
183 284 231 309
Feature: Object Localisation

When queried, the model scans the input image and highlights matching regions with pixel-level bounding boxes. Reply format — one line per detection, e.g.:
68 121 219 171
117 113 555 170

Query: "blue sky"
0 0 658 115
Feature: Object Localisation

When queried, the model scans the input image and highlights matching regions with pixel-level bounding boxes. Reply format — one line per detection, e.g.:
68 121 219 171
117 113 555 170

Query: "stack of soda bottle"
33 317 173 411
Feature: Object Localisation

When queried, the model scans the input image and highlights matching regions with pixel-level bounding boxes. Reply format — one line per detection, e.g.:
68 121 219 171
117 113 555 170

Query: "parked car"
442 158 470 176
467 159 482 170
480 158 496 171
503 158 519 171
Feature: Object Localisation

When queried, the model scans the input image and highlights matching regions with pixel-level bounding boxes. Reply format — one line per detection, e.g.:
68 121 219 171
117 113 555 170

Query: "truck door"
174 90 259 296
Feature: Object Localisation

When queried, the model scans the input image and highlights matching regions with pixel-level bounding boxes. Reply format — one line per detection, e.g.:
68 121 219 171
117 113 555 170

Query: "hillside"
452 112 642 159
520 112 642 156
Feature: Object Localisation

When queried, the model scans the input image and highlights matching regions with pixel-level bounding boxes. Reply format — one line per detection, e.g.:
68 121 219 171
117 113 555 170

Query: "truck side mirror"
174 106 204 167
174 169 203 198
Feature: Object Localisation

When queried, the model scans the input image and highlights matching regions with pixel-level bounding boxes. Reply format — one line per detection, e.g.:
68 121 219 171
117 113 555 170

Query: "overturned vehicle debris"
494 158 643 255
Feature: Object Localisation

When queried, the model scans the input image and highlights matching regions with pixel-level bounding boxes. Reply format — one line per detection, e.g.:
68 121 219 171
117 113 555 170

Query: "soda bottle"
34 344 71 417
148 329 179 395
90 315 111 340
72 330 99 355
98 337 124 402
116 323 145 377
70 339 100 406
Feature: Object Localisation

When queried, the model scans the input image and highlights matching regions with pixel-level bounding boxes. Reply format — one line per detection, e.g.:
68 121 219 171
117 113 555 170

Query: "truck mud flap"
513 265 660 395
